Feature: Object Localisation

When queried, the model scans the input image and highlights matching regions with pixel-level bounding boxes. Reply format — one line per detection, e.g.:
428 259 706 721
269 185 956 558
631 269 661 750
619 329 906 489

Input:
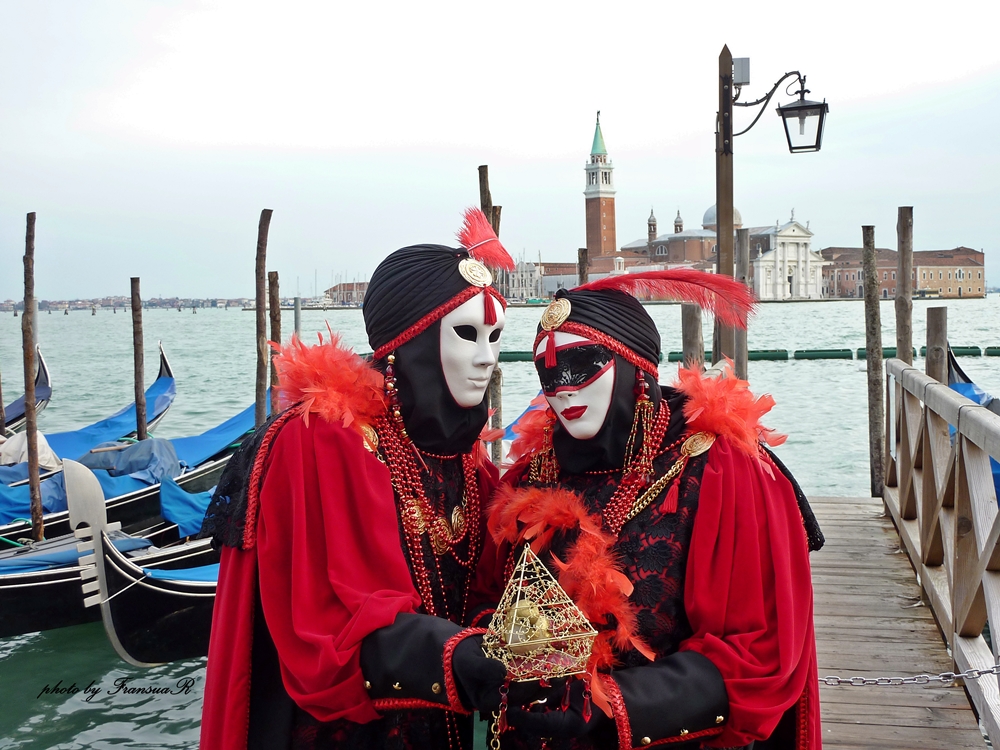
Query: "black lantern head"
776 91 828 153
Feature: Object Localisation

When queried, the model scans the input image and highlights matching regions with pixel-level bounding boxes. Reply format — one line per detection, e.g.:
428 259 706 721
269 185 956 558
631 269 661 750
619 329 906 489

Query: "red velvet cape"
199 415 497 750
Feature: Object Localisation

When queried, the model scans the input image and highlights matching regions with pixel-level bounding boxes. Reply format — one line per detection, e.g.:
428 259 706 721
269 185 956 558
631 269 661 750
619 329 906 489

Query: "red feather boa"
272 327 385 436
673 362 786 456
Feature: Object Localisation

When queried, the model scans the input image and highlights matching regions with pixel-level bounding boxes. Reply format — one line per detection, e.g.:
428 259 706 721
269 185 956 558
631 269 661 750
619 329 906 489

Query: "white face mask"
439 292 506 408
535 332 616 440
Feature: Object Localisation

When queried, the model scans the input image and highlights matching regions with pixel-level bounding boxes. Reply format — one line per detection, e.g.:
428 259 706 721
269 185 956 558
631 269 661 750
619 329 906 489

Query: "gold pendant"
361 424 379 452
539 298 571 331
458 258 493 287
450 505 466 539
681 431 716 458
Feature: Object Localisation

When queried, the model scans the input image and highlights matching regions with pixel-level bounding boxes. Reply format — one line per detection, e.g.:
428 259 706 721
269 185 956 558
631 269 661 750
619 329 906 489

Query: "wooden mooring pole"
681 304 704 371
293 296 302 338
255 210 273 428
862 225 884 498
22 212 43 541
478 165 503 463
577 248 589 286
735 227 750 380
926 307 947 384
896 207 914 365
268 271 281 406
130 278 148 440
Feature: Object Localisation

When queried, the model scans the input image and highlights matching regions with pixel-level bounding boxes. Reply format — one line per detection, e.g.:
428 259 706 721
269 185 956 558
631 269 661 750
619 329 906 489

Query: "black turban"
540 287 661 369
364 244 475 355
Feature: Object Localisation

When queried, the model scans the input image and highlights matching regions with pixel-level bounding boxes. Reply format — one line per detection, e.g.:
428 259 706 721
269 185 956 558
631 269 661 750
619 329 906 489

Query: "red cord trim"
371 698 454 712
642 726 724 747
242 406 303 550
373 286 507 360
469 608 496 628
796 684 810 749
443 627 487 714
532 321 658 379
598 674 632 750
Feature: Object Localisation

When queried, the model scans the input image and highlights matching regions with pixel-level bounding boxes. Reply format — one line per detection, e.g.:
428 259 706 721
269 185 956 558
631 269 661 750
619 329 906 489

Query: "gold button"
680 729 689 736
392 682 402 691
364 681 371 690
640 738 651 746
716 715 725 724
431 682 442 694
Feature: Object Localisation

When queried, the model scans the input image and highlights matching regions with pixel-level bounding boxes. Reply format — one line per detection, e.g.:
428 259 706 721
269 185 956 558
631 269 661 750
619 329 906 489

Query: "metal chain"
821 662 1000 687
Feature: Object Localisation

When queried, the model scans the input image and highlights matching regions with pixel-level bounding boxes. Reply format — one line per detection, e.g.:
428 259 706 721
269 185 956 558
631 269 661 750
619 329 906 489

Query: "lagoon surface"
0 297 998 747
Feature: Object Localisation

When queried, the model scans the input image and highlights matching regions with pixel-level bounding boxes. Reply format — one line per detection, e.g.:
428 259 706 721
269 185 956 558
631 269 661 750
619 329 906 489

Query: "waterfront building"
324 281 368 306
821 247 986 299
749 219 827 300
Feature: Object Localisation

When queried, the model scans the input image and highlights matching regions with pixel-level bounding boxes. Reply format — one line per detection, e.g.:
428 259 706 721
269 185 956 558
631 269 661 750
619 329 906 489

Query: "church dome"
702 204 742 229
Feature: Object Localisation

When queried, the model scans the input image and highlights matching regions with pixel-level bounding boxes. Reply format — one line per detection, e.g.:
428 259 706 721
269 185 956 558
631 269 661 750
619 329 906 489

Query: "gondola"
43 342 177 461
2 347 52 436
0 399 264 638
0 458 223 637
947 348 1000 499
70 460 216 665
0 397 262 543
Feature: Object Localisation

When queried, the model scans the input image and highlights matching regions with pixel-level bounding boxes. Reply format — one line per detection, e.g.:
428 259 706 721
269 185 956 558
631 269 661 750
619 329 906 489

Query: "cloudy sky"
1 0 998 301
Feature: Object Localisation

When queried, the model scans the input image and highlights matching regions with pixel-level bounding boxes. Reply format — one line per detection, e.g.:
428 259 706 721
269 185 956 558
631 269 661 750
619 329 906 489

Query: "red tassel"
544 330 557 368
483 290 497 325
663 480 679 514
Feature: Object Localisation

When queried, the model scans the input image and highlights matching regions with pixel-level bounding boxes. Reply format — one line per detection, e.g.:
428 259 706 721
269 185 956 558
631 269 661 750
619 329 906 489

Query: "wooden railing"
884 357 1000 740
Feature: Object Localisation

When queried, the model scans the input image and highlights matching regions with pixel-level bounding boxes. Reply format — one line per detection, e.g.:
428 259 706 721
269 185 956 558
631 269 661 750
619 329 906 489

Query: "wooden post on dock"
862 225 884 498
577 249 589 286
22 213 43 541
293 296 302 338
268 271 281 405
681 304 704 371
477 165 504 462
926 307 947 383
130 277 148 440
735 228 750 379
255 210 273 428
896 207 914 365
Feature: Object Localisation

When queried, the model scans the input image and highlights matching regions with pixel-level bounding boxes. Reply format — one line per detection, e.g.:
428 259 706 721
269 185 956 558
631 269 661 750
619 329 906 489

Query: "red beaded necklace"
375 354 482 622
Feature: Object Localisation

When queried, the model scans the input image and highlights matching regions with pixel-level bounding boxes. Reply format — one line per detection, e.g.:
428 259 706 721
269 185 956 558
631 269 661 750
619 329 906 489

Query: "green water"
0 298 998 747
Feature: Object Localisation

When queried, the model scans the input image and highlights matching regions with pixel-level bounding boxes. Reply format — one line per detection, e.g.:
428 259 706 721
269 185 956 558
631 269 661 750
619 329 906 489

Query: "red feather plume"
456 207 515 271
573 268 755 329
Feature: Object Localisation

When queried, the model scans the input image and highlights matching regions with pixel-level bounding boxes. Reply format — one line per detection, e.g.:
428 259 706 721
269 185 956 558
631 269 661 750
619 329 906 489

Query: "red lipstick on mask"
560 405 588 421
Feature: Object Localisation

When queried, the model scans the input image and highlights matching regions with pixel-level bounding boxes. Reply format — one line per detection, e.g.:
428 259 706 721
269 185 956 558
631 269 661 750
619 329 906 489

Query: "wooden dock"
810 495 987 749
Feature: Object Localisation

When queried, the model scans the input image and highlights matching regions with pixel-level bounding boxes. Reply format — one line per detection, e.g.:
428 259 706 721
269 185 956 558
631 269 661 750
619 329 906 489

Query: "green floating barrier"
856 347 917 360
918 346 982 357
666 351 714 363
749 350 789 361
986 347 1000 357
794 349 853 360
498 351 534 362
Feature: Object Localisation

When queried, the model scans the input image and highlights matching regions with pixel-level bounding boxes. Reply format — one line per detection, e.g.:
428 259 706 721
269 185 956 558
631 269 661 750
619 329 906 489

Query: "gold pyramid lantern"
483 544 598 681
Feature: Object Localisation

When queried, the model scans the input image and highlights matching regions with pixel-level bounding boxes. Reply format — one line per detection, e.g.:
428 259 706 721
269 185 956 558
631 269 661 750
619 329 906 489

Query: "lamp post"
714 45 828 377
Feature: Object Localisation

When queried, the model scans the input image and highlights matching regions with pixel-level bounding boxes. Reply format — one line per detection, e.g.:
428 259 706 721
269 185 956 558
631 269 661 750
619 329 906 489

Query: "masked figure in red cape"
198 208 523 750
469 272 825 750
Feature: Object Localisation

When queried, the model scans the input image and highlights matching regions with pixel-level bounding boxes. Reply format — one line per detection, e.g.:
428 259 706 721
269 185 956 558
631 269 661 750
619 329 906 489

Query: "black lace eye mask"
534 344 614 394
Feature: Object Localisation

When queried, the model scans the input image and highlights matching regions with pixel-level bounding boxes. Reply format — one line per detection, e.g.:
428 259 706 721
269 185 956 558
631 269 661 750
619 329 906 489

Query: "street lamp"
714 45 828 376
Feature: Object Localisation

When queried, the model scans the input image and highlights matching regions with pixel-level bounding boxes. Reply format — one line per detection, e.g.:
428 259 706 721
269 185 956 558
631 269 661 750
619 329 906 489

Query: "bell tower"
584 112 616 258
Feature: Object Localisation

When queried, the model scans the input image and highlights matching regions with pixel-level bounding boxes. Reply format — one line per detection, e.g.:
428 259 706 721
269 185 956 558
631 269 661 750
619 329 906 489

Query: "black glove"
450 635 508 712
505 679 605 739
